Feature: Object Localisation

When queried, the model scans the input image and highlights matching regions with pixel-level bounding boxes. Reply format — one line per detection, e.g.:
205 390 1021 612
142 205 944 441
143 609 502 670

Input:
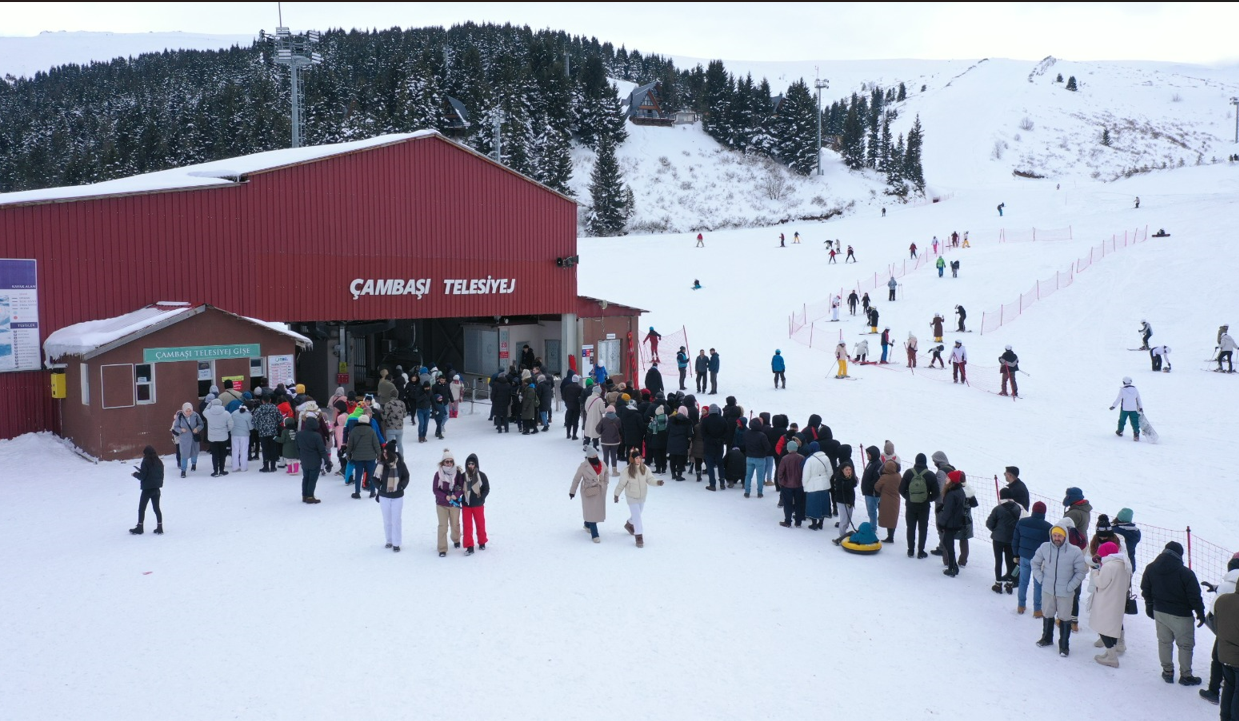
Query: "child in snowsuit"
853 340 869 364
930 345 945 369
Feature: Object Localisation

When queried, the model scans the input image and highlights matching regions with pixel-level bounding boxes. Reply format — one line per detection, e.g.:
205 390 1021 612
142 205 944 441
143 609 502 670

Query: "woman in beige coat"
613 449 661 548
1088 542 1132 668
873 459 902 544
570 446 608 542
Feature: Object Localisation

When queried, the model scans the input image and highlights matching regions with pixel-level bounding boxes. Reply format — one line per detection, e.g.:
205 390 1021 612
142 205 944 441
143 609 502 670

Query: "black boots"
129 523 143 535
1036 618 1055 647
1059 619 1073 656
153 524 163 535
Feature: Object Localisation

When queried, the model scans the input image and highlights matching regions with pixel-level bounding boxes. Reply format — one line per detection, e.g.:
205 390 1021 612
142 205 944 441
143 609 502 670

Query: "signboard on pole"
0 259 39 372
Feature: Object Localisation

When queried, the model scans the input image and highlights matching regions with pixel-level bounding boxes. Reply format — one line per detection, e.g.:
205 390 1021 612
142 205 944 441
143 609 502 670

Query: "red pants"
953 361 967 383
462 506 488 548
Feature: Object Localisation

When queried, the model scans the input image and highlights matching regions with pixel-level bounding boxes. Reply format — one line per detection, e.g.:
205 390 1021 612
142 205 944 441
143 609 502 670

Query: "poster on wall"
0 259 39 372
268 354 295 387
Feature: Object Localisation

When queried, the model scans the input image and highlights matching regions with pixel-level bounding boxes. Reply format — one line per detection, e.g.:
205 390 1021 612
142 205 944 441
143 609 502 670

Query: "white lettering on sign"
441 277 517 295
350 278 432 301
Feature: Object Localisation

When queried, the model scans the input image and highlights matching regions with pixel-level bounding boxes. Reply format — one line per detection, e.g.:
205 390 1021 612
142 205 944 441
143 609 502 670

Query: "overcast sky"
3 2 1238 64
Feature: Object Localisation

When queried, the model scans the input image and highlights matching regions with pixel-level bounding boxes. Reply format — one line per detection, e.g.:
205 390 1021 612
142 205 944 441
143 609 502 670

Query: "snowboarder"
955 305 967 332
1134 196 1140 209
1109 377 1143 441
1138 320 1152 349
847 291 859 315
676 346 689 390
129 445 164 535
845 245 857 263
887 276 898 301
1032 521 1088 656
1149 345 1171 372
836 343 851 378
905 332 919 368
909 242 917 259
936 255 946 277
931 313 945 343
861 293 871 312
793 231 801 244
880 328 892 364
614 449 657 548
997 202 1005 216
643 327 662 362
1218 326 1235 372
866 306 879 333
570 446 608 543
853 339 870 364
831 295 841 321
691 279 702 290
950 341 968 384
828 248 838 264
999 345 1020 396
695 232 704 247
771 349 786 389
930 344 945 368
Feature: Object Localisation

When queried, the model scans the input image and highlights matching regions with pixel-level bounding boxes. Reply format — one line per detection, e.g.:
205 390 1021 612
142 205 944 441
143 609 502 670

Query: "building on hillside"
673 110 698 125
626 82 673 126
43 303 311 461
442 96 471 138
0 131 644 444
770 94 786 116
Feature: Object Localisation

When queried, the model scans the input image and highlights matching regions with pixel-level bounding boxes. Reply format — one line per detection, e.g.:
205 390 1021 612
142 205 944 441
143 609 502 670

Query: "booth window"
197 361 214 397
135 363 155 404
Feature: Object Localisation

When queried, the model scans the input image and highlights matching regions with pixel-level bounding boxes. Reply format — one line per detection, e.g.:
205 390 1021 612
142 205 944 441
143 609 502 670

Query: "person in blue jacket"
1012 500 1053 616
675 346 689 391
772 349 786 389
708 349 720 395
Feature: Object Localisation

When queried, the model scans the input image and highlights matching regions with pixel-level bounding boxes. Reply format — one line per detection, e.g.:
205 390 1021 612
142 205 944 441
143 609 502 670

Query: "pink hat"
1097 542 1120 558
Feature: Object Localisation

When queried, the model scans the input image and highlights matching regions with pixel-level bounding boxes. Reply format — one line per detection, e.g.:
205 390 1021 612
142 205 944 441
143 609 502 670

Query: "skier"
1149 345 1171 372
793 231 801 244
909 242 918 259
1032 521 1088 656
828 247 838 264
880 328 892 364
866 306 879 334
1218 326 1235 372
951 231 959 247
932 236 940 255
853 339 870 364
1109 377 1143 441
676 346 689 391
835 342 851 378
847 291 859 316
962 231 970 248
1138 320 1152 349
931 313 945 343
955 305 967 332
905 332 919 368
887 276 898 301
950 340 968 384
825 239 833 252
128 445 164 535
845 245 857 263
950 259 960 278
929 344 945 368
997 202 1005 216
830 295 841 322
1134 196 1140 209
936 255 946 277
695 232 704 247
881 207 886 217
643 327 662 362
999 345 1020 396
779 233 785 248
861 293 871 312
771 349 786 389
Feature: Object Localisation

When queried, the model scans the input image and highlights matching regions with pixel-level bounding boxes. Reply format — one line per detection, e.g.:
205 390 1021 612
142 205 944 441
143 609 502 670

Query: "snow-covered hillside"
0 31 253 79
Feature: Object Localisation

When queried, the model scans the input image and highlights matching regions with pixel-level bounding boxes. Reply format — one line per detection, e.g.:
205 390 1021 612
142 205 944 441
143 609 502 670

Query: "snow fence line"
855 440 1232 589
998 226 1073 243
638 325 689 388
788 241 961 346
980 226 1152 335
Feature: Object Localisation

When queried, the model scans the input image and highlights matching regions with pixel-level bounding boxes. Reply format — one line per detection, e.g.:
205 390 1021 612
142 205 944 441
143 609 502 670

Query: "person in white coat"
1149 345 1171 372
802 442 833 530
202 398 234 477
1090 542 1134 667
831 295 841 321
613 449 660 548
449 374 464 418
950 341 968 384
581 385 605 450
1109 377 1143 441
1217 328 1236 373
230 404 253 472
853 339 869 364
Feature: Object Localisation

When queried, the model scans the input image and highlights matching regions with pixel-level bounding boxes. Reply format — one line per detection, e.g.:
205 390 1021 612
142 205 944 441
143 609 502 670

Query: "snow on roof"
0 131 439 208
43 303 312 364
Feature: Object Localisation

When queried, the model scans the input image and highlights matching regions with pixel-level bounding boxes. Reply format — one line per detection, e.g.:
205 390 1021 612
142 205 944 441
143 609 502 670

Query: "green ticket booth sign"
143 344 261 363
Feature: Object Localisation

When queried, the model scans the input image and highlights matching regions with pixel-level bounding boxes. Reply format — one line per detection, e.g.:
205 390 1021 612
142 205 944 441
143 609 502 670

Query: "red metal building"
0 131 642 441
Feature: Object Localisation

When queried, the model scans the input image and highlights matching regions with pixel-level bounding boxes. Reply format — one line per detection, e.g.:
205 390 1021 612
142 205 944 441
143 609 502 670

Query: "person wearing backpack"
1013 501 1053 616
899 453 940 558
986 487 1023 594
646 405 669 475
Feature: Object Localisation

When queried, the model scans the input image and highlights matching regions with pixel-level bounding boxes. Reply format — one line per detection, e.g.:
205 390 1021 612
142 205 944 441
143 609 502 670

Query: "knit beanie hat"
1094 515 1112 534
787 440 799 454
358 414 370 424
1050 525 1068 539
1097 542 1120 558
947 470 964 484
883 440 894 455
1116 508 1134 523
1165 541 1184 556
1033 501 1047 514
440 448 455 464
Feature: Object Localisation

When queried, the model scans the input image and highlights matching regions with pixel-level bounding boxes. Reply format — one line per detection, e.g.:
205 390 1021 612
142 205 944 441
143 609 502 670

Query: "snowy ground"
4 163 1236 720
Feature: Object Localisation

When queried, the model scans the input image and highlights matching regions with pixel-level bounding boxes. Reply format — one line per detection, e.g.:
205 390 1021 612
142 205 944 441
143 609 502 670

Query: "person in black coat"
645 362 664 397
1003 466 1030 511
860 445 882 528
694 351 709 393
743 417 773 498
490 373 513 433
701 404 730 490
560 373 582 439
667 408 694 481
520 344 536 371
1140 541 1206 683
830 458 858 544
898 453 939 558
536 375 554 432
985 487 1022 590
619 401 646 460
129 445 165 535
722 396 742 451
297 416 330 503
375 441 410 552
937 471 968 576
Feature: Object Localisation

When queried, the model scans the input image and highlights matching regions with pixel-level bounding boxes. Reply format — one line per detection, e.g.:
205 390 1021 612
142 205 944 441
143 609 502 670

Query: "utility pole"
492 110 503 162
1231 97 1238 144
814 75 830 176
268 26 322 148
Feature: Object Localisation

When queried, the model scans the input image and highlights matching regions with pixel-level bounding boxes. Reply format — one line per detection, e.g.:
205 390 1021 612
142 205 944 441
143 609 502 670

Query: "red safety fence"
981 226 1151 335
998 226 1073 243
637 325 689 390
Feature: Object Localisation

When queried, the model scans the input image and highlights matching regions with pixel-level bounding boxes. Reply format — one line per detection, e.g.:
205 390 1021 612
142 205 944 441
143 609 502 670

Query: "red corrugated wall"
0 372 56 439
0 134 579 438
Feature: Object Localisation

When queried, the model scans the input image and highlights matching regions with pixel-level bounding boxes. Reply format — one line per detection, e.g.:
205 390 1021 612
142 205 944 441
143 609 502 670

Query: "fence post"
1187 526 1193 570
994 474 1000 501
1069 225 1072 240
1036 280 1040 300
980 312 985 336
809 322 814 348
1000 305 1004 325
1032 228 1036 242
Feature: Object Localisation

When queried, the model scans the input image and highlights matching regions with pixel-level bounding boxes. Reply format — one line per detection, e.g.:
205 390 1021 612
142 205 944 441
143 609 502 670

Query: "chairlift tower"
263 27 322 148
814 77 830 176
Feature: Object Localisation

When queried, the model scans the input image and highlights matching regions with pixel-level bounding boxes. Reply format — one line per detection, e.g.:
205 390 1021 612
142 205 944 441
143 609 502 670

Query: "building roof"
445 96 470 126
574 295 647 318
0 129 576 208
625 81 662 118
43 303 312 363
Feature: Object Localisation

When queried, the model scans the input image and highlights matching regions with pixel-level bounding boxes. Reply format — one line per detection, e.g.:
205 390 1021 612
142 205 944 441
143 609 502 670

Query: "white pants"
231 436 248 471
380 496 404 546
832 306 840 321
628 501 645 535
836 503 854 540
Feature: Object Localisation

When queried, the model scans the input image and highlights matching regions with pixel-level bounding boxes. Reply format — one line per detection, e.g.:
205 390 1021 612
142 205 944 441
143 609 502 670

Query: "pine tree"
1101 127 1111 147
866 118 880 169
773 79 818 175
904 115 925 193
877 113 893 173
702 60 733 145
1065 76 1078 91
885 132 907 198
1055 73 1063 83
840 97 866 170
896 82 907 102
587 133 629 235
